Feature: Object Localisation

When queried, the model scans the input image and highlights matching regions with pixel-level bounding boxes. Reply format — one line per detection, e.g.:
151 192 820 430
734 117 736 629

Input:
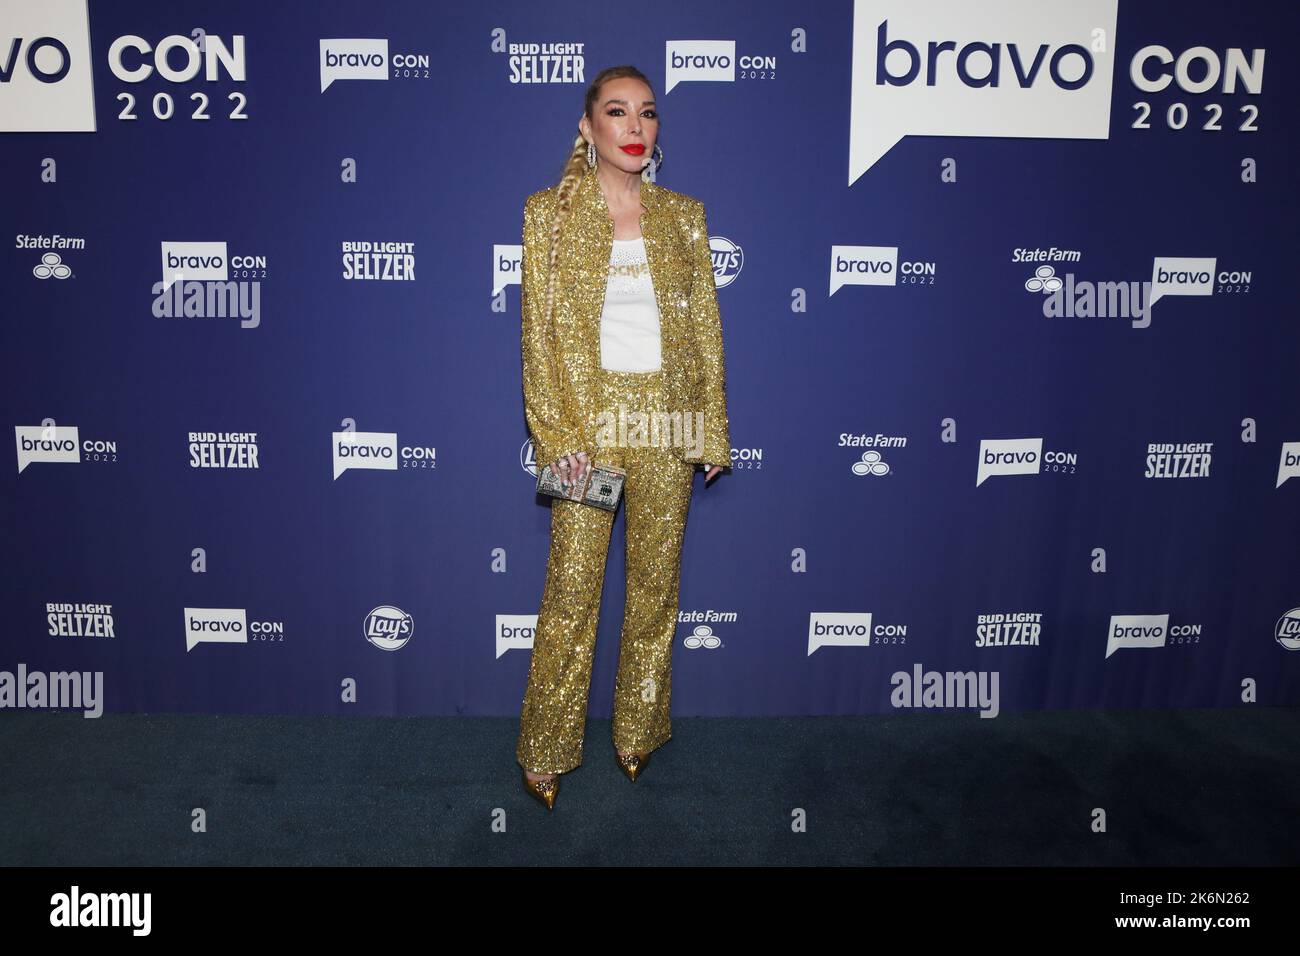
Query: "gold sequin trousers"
517 367 696 774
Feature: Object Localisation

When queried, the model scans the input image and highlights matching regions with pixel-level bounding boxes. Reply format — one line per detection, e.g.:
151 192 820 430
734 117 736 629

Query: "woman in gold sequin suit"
517 66 731 808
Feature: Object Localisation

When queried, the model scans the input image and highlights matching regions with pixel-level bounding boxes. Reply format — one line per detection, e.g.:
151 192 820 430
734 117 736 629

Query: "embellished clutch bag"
536 460 627 511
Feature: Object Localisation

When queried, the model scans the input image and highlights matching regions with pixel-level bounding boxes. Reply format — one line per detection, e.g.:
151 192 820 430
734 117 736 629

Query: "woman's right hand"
554 450 589 491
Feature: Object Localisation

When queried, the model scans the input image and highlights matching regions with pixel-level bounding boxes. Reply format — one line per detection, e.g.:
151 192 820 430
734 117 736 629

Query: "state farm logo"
33 252 72 279
682 625 721 649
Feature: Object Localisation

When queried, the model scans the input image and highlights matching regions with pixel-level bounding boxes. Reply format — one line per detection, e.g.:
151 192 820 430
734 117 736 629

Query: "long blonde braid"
539 65 654 336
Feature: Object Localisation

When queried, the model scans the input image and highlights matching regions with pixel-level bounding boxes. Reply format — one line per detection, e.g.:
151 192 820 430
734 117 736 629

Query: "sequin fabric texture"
518 166 731 471
515 167 730 774
517 368 695 773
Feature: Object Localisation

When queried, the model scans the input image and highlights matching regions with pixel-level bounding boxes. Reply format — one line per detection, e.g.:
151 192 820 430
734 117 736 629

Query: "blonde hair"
539 65 655 334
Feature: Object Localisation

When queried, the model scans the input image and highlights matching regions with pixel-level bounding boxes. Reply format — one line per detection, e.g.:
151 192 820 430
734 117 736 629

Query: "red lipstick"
620 143 646 155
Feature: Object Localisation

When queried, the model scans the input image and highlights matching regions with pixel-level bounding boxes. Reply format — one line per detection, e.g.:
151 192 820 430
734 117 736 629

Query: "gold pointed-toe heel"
615 750 650 782
522 770 559 809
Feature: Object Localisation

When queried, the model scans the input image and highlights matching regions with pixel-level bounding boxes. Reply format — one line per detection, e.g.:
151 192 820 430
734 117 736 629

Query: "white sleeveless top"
599 236 662 372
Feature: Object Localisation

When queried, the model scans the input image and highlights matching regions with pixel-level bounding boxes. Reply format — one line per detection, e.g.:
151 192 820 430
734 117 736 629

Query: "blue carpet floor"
1 706 1296 866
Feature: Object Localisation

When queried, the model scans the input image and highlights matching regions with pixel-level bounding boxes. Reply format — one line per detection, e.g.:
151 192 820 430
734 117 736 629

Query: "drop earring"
586 141 597 167
641 143 664 183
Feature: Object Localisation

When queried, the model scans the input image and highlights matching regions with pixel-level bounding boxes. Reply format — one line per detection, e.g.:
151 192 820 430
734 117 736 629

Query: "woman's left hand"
704 463 722 482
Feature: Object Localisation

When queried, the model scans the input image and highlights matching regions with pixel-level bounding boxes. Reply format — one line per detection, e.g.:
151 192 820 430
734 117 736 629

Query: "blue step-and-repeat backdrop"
3 0 1298 719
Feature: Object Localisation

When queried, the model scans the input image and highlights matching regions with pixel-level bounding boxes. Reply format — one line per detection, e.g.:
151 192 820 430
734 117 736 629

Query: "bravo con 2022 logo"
848 0 1264 184
153 241 268 329
319 38 431 93
1 0 250 131
15 421 120 473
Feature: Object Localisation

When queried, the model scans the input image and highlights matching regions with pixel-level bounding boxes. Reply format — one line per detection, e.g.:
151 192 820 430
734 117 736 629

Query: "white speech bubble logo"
15 424 80 473
664 39 735 94
808 612 872 655
1148 256 1215 310
185 607 248 652
332 430 397 480
830 245 898 296
494 244 521 296
320 38 388 92
1105 613 1168 659
1277 442 1300 489
496 614 536 658
848 0 1118 185
161 241 227 291
976 437 1042 486
0 0 96 132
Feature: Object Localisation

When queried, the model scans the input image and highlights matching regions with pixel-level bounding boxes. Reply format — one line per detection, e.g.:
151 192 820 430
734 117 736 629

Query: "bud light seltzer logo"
499 37 586 84
365 605 413 651
188 432 259 469
848 0 1118 183
1143 442 1212 479
1275 608 1300 651
48 602 115 638
0 0 96 132
341 241 415 280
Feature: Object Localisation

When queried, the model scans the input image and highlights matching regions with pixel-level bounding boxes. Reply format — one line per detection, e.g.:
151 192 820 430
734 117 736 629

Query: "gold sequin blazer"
520 166 731 470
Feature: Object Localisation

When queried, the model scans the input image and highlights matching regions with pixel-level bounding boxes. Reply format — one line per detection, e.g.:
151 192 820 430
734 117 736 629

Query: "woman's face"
580 76 658 176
